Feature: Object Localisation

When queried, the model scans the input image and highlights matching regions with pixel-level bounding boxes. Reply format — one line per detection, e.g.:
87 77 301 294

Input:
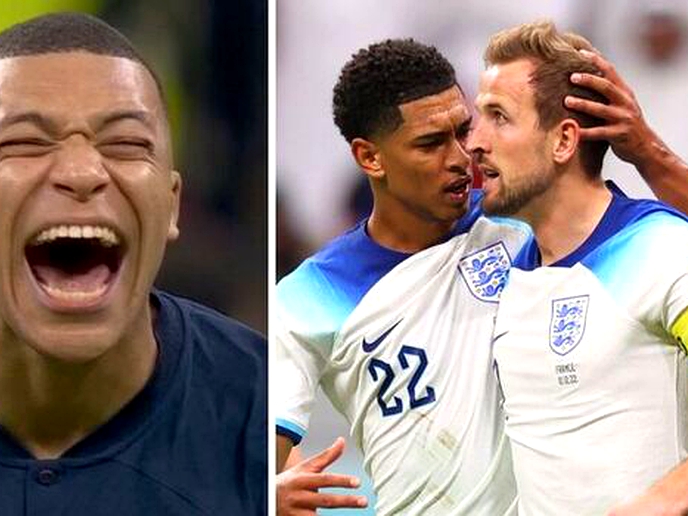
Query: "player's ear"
351 138 384 180
552 118 580 166
167 170 182 242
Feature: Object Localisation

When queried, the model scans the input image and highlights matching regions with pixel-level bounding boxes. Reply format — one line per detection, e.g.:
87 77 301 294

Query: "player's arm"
606 459 688 515
606 299 688 515
277 434 294 472
565 50 688 215
276 437 368 515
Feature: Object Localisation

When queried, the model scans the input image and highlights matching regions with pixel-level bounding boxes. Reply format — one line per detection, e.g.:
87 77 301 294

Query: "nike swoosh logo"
492 330 509 343
362 319 403 353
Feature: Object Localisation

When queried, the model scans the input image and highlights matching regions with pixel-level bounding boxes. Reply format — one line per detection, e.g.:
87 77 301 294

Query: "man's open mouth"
445 179 471 196
25 224 125 304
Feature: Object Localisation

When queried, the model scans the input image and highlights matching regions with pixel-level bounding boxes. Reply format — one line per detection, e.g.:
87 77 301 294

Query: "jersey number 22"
367 345 436 417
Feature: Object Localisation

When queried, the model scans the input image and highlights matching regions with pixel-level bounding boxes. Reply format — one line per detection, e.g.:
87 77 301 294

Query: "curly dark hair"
333 38 457 142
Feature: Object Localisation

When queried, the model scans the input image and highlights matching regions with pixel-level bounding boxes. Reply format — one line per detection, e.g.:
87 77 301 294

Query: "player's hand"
564 49 656 166
276 437 368 515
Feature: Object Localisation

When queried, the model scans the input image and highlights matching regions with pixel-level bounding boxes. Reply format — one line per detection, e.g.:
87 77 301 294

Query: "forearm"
646 459 688 513
608 459 688 515
633 131 688 216
277 434 294 473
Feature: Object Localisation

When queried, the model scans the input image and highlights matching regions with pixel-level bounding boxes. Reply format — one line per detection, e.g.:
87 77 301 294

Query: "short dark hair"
333 38 457 142
0 12 164 101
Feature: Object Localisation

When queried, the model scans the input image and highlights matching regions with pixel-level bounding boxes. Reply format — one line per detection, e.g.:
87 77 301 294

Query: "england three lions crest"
458 242 511 302
550 295 589 355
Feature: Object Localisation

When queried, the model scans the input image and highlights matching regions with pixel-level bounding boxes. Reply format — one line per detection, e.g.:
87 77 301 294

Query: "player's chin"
481 194 519 217
3 298 124 364
443 198 471 220
7 255 137 362
11 314 124 363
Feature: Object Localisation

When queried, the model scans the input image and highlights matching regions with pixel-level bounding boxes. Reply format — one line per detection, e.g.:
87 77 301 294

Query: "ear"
552 119 580 166
167 170 182 242
350 137 384 180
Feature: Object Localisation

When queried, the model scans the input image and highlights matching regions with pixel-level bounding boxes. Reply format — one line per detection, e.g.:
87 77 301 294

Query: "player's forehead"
475 59 536 113
0 52 165 122
398 85 469 134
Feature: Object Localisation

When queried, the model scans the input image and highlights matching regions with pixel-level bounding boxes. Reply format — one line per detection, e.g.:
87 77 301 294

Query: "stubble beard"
482 167 555 217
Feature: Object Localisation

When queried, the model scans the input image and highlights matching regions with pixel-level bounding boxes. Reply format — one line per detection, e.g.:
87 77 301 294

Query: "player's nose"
50 136 109 202
466 118 490 155
446 135 471 174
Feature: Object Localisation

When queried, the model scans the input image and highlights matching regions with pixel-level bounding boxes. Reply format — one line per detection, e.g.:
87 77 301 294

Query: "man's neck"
367 206 456 253
522 174 612 266
0 313 158 459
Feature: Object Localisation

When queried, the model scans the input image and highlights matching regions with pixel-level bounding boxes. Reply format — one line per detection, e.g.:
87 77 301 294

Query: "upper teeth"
32 225 119 247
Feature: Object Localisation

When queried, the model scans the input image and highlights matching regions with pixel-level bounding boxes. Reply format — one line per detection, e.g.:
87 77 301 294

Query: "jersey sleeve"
274 309 327 444
633 217 688 344
275 262 348 444
666 275 688 352
585 212 688 347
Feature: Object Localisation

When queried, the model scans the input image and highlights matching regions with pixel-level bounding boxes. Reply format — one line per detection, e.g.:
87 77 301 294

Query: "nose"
50 137 109 202
466 118 489 157
446 134 471 173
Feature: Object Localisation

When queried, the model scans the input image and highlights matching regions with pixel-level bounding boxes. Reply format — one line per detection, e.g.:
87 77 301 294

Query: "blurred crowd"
0 0 267 332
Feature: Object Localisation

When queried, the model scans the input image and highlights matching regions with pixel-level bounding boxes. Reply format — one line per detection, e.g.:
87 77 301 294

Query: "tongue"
32 263 111 293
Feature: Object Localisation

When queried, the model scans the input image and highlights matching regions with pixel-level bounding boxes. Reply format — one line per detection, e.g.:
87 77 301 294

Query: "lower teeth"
42 283 107 300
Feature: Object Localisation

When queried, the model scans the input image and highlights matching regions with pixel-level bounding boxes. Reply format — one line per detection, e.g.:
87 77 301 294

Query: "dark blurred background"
0 0 267 333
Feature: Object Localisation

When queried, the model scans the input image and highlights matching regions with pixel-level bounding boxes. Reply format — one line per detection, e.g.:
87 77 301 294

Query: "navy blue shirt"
0 291 267 515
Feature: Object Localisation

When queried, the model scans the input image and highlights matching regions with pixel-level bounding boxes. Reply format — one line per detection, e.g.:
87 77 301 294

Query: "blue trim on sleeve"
276 419 306 445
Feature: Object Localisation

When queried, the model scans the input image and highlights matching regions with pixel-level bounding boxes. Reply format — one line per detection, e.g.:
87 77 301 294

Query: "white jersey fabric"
493 188 688 516
276 192 530 515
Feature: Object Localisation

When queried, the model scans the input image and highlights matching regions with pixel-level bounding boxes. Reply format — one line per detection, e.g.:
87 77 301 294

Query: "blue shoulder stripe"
511 183 688 270
277 190 485 334
583 210 688 299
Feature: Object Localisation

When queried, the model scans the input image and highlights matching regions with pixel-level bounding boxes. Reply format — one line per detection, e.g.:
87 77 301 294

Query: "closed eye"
418 138 443 149
98 139 154 160
456 120 473 141
0 138 55 157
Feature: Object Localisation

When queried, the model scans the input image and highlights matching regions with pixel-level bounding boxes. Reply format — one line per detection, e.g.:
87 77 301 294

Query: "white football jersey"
494 192 688 516
276 193 530 515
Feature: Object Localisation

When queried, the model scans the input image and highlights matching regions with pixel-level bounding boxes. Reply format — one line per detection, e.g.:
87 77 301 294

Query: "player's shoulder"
155 289 266 369
594 196 688 260
578 196 688 294
277 221 411 322
623 199 688 232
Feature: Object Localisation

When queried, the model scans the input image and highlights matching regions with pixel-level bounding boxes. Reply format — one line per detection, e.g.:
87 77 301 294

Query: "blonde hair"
485 20 608 176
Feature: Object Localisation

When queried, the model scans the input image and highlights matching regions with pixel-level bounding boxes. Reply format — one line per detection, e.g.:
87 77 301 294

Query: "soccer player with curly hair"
276 35 688 515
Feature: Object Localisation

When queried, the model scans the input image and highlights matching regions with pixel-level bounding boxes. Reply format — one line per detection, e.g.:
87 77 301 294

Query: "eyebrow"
476 98 506 112
95 110 157 132
0 109 156 135
0 112 59 134
412 130 447 143
412 116 473 142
